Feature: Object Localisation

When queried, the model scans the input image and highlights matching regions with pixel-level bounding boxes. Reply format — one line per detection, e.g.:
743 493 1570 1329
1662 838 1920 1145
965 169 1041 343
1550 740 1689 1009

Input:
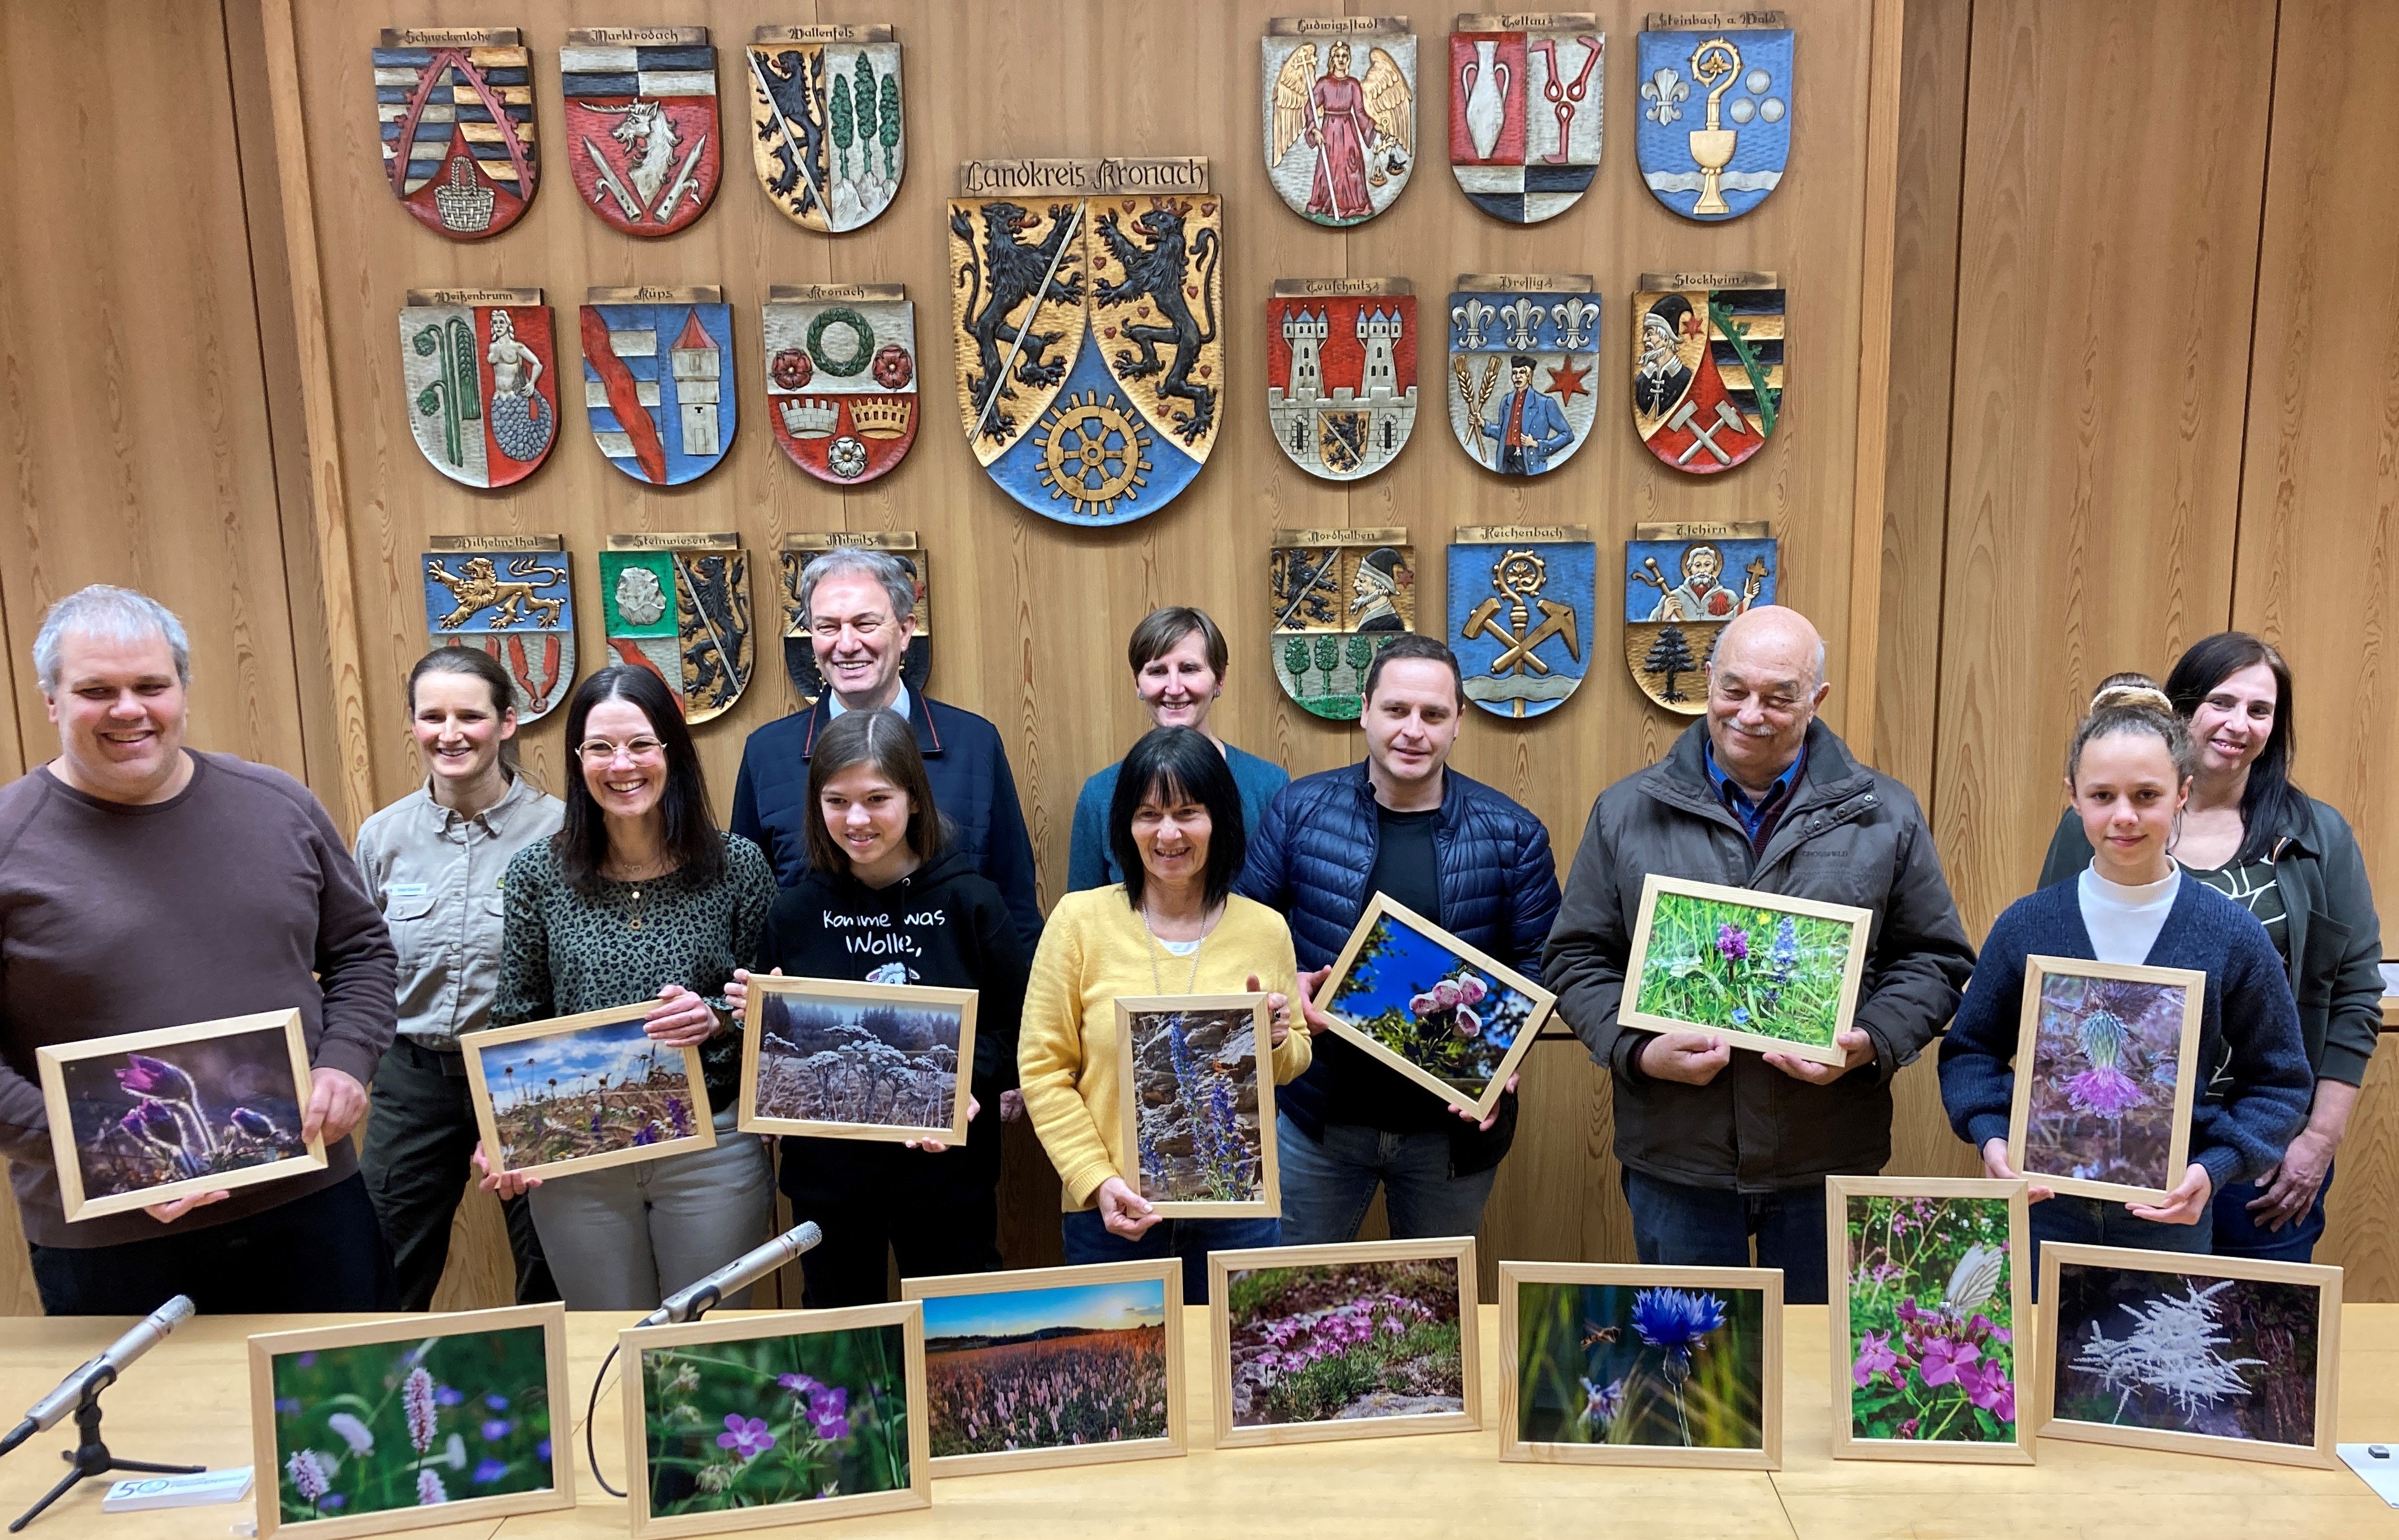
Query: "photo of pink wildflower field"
1224 1258 1464 1428
2021 969 2194 1192
1843 1193 2019 1445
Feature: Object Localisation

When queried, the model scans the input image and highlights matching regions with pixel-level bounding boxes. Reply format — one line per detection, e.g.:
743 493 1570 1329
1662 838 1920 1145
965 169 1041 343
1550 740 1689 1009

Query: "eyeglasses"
577 737 665 763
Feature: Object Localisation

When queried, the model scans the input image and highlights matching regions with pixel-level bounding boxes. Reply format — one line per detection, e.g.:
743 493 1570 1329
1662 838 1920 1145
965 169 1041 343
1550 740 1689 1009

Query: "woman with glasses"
475 666 778 1311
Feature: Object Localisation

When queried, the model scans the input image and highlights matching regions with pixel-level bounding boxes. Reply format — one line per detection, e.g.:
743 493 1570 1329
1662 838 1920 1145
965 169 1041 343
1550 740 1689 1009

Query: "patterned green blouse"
493 832 775 1104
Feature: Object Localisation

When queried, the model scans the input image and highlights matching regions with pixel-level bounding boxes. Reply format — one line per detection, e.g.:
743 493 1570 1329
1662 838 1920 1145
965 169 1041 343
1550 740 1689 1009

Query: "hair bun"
2091 683 2175 714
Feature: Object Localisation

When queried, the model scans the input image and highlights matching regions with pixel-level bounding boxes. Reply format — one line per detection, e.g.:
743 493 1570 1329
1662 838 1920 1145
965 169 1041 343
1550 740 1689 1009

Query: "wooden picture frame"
461 1004 714 1181
1311 894 1553 1120
39 1009 326 1222
1496 1262 1782 1469
2036 1244 2339 1469
902 1258 1186 1475
621 1303 931 1537
250 1303 575 1539
2008 955 2206 1204
738 975 978 1145
1209 1235 1480 1447
1113 994 1278 1218
1620 874 1874 1067
1824 1176 2034 1464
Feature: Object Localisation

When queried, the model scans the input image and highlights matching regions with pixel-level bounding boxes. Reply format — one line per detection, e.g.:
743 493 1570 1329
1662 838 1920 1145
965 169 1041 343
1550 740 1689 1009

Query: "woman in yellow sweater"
1021 726 1311 1302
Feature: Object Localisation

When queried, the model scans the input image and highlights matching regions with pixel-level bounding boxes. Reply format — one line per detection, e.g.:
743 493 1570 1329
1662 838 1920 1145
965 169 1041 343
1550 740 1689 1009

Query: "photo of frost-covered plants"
754 990 964 1131
62 1028 309 1202
1322 917 1539 1099
272 1325 554 1524
1126 1006 1264 1204
639 1325 911 1515
2024 972 2189 1190
1844 1195 2017 1442
1514 1282 1767 1449
2052 1264 2320 1446
921 1279 1171 1456
1633 891 1857 1051
475 1015 698 1171
1225 1259 1463 1428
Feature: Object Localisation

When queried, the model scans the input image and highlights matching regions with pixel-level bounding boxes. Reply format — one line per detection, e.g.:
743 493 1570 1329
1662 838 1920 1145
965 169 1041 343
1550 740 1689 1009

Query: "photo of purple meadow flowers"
271 1326 554 1524
1844 1195 2017 1443
473 1014 700 1172
61 1028 309 1202
1633 891 1856 1051
1127 1007 1265 1204
2052 1265 2320 1446
2024 972 2189 1190
1514 1282 1767 1449
1224 1259 1463 1427
639 1325 910 1515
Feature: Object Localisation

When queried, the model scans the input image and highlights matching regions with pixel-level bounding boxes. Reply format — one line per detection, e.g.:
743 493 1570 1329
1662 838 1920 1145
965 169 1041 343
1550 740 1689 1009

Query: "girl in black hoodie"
728 709 1031 1305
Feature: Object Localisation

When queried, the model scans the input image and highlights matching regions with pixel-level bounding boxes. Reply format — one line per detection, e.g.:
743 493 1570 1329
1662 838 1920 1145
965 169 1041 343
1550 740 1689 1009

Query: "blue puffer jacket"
1236 762 1560 1171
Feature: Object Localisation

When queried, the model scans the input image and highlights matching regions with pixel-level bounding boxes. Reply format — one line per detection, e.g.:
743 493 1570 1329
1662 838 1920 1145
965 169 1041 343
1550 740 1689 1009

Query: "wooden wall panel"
0 1 311 779
1930 0 2268 938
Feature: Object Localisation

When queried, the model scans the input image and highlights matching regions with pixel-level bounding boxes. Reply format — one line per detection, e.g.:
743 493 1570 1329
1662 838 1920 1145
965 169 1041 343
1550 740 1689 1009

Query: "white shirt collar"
828 682 910 722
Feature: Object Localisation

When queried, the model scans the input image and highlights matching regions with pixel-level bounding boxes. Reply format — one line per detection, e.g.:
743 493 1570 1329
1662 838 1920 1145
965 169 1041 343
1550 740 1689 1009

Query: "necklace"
1141 902 1213 994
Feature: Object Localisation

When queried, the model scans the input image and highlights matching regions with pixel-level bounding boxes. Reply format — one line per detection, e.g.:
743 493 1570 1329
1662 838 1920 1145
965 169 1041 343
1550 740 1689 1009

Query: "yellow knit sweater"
1019 886 1309 1209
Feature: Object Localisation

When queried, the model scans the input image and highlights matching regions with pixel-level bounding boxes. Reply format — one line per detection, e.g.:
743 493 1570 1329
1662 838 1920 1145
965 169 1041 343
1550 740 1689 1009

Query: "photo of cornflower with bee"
2014 960 2202 1197
1625 877 1870 1063
1506 1270 1775 1460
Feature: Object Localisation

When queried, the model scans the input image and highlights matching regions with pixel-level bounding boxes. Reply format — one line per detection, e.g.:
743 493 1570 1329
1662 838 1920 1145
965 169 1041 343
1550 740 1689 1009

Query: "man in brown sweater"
0 586 399 1312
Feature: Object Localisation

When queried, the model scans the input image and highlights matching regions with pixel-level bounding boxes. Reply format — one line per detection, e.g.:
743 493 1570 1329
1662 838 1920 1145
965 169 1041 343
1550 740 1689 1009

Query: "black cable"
584 1341 624 1498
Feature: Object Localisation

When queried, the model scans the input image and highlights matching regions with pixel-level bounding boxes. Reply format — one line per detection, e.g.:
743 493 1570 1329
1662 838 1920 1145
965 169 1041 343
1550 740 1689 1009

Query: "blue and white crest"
1447 275 1600 476
1635 15 1792 222
578 289 737 486
422 538 576 722
1450 528 1594 719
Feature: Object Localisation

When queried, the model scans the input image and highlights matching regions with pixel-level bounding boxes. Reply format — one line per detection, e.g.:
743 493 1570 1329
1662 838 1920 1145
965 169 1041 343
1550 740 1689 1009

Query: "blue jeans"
2211 1163 2333 1264
1275 1113 1499 1247
1061 1209 1281 1305
2028 1193 2211 1298
1619 1167 1830 1304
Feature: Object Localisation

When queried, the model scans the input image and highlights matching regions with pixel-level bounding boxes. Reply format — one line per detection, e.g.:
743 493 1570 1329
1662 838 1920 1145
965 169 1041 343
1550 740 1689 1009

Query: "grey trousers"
526 1106 775 1311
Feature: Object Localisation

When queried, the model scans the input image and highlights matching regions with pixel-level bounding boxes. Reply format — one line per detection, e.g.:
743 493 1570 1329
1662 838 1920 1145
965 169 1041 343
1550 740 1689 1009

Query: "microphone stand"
8 1369 201 1532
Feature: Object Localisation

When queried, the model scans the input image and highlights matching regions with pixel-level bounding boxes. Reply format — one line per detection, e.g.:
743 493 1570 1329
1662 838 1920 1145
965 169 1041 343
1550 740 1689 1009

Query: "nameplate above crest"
766 283 907 303
779 531 919 552
379 27 519 46
1273 527 1410 547
1455 272 1597 292
586 286 723 305
1273 277 1413 298
404 287 542 307
563 26 708 46
605 532 740 552
1455 524 1591 542
1454 12 1600 28
1636 270 1781 293
428 533 565 553
752 22 893 43
1268 16 1413 36
956 158 1212 196
1634 521 1774 540
1645 10 1789 29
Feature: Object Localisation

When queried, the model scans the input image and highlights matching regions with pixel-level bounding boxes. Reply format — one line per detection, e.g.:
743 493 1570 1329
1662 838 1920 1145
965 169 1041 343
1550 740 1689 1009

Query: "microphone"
0 1296 194 1457
636 1223 820 1328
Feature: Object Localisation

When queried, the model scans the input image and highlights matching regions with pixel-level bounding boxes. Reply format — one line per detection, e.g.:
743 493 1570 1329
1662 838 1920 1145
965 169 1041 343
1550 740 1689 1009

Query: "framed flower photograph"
248 1303 574 1539
622 1303 930 1537
738 976 979 1146
1209 1237 1480 1448
1620 874 1873 1066
2036 1244 2339 1468
1497 1262 1781 1469
39 1009 327 1222
1312 894 1554 1121
461 1004 715 1181
901 1258 1185 1475
1826 1176 2033 1463
2008 956 2205 1203
1114 994 1278 1218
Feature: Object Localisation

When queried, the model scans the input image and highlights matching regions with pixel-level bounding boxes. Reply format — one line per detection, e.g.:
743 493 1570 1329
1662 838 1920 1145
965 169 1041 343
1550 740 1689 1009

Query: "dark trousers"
792 1188 1003 1308
30 1173 398 1315
1062 1208 1283 1306
361 1037 554 1309
2212 1162 2334 1264
1620 1167 1831 1304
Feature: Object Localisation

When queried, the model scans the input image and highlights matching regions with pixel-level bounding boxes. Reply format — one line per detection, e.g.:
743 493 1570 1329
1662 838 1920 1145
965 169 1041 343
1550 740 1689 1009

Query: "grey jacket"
1543 719 1976 1190
2037 797 2382 1087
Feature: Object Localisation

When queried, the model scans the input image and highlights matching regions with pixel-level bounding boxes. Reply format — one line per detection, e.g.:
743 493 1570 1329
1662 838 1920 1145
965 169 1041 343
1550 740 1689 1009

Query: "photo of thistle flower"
2052 1261 2324 1448
1629 885 1863 1055
267 1322 557 1527
1841 1192 2019 1447
2021 968 2195 1192
54 1018 317 1212
1319 903 1550 1108
1121 1002 1269 1209
1510 1277 1770 1452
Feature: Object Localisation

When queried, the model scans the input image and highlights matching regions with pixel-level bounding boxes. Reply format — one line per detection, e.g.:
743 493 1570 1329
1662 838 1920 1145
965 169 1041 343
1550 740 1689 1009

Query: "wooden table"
2 1307 2396 1539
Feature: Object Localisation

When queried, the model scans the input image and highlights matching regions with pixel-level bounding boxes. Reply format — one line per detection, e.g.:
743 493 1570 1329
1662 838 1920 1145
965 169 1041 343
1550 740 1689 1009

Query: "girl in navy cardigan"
1939 684 2310 1261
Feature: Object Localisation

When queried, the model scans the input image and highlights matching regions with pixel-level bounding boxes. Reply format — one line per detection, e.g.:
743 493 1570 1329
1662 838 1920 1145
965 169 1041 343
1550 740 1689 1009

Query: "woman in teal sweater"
1067 607 1288 891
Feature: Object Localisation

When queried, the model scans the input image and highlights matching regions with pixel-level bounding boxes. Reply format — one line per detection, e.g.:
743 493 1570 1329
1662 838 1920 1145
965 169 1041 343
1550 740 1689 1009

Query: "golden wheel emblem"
1035 390 1153 519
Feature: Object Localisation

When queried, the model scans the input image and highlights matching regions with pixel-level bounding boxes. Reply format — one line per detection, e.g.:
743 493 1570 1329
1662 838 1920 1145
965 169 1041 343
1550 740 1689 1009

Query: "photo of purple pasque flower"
2066 1007 2144 1117
115 1053 195 1101
1408 971 1490 1040
1631 1288 1729 1446
716 1414 775 1461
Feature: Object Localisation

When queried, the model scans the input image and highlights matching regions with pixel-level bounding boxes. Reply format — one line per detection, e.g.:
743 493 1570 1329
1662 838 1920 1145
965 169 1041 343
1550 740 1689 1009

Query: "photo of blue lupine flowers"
271 1325 556 1525
1514 1282 1769 1449
473 1012 702 1173
639 1324 911 1517
1631 887 1860 1052
58 1023 314 1207
1321 910 1545 1100
1123 1005 1267 1207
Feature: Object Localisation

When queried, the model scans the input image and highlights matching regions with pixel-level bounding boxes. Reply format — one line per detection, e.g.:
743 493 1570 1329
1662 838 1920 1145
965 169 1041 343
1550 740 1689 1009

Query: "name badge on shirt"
386 883 430 903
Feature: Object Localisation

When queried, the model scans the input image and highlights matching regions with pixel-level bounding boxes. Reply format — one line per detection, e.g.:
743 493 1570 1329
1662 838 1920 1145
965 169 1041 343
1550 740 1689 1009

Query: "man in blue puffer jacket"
1237 635 1560 1243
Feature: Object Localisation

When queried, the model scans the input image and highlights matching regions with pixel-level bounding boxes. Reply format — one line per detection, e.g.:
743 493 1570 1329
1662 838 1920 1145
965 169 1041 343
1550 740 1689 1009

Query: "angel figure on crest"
1271 40 1413 223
